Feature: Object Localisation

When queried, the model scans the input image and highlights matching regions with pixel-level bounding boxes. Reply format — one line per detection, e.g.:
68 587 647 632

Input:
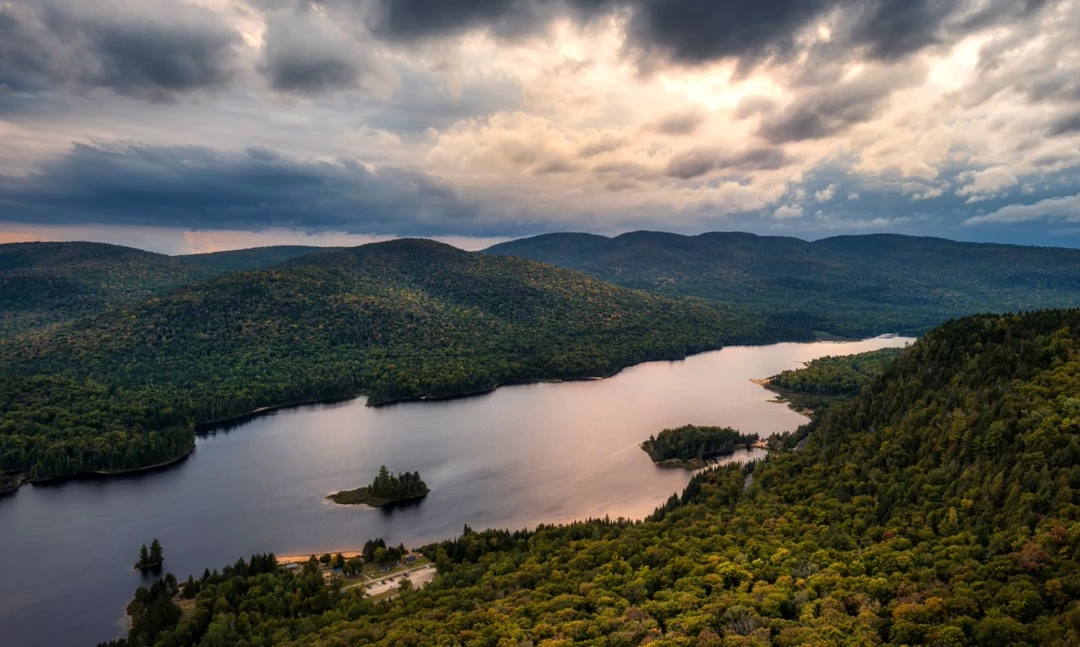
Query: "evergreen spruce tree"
149 539 163 566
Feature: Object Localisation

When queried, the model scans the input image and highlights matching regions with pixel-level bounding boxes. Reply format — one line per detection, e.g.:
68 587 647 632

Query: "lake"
0 336 911 646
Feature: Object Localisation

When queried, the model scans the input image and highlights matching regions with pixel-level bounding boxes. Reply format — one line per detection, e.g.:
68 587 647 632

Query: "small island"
135 539 164 571
641 425 759 469
328 465 430 507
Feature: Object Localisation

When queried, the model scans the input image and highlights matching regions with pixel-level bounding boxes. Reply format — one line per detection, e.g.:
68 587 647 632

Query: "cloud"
1050 111 1080 136
0 142 488 235
846 0 958 61
957 166 1019 197
578 133 625 158
365 0 555 41
773 203 804 220
758 64 924 143
965 192 1080 225
260 6 399 96
665 147 789 179
0 0 1078 246
0 0 242 102
814 184 835 202
911 187 944 200
649 110 706 136
359 0 1046 72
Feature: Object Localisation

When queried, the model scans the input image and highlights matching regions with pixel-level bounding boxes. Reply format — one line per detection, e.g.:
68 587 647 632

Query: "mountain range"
488 231 1080 337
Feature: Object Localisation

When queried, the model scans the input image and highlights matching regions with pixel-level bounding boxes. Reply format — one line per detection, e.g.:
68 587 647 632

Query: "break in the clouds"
1 0 1080 246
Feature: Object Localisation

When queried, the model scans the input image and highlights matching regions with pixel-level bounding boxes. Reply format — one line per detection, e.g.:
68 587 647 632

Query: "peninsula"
328 466 430 507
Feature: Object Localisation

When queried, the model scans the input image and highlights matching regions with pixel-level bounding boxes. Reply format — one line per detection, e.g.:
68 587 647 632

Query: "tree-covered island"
135 539 164 571
640 425 759 469
328 465 430 507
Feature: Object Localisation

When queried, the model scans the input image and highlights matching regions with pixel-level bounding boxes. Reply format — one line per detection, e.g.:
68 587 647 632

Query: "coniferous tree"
148 539 163 566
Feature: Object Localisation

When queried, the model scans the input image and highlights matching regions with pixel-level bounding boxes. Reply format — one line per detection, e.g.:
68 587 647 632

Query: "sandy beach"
276 550 366 565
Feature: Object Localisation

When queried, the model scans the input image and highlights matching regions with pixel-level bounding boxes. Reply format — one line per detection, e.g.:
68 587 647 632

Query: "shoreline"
327 489 430 507
196 396 361 433
20 442 197 488
7 333 907 492
275 550 367 565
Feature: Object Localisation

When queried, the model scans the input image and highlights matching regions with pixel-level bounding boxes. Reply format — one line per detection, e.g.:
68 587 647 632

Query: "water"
0 336 911 646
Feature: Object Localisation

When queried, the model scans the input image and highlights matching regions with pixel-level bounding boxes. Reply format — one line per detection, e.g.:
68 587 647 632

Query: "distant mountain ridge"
488 231 1080 337
0 241 336 337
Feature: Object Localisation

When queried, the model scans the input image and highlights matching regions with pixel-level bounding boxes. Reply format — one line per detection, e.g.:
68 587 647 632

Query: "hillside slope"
0 242 333 336
111 308 1080 646
177 245 337 272
488 231 1080 337
0 239 750 481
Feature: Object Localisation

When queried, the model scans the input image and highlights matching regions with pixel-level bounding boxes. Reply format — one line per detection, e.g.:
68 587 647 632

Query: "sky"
2 0 1080 253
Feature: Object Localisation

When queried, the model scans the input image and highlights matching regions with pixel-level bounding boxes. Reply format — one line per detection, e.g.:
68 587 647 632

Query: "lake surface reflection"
0 335 912 646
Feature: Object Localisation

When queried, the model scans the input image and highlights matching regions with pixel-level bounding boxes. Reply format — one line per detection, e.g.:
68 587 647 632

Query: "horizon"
2 227 1079 257
2 1 1080 249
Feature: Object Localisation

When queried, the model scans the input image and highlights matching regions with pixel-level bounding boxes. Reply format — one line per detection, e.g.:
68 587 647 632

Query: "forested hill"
177 245 338 271
0 242 333 337
0 239 749 481
110 308 1080 646
487 231 1080 337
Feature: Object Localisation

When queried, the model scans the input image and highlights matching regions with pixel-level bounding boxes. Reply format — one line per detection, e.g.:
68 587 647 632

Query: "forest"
0 242 331 338
766 346 905 412
488 232 1080 339
328 465 430 506
103 308 1080 646
0 239 750 482
640 425 759 468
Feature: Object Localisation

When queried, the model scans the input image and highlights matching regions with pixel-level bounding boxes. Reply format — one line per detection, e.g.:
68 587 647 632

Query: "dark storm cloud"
665 147 789 179
360 0 1047 70
846 0 957 61
758 66 922 143
1050 112 1080 136
260 7 394 95
0 0 241 103
364 0 578 40
0 143 483 235
622 0 828 69
364 0 824 68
